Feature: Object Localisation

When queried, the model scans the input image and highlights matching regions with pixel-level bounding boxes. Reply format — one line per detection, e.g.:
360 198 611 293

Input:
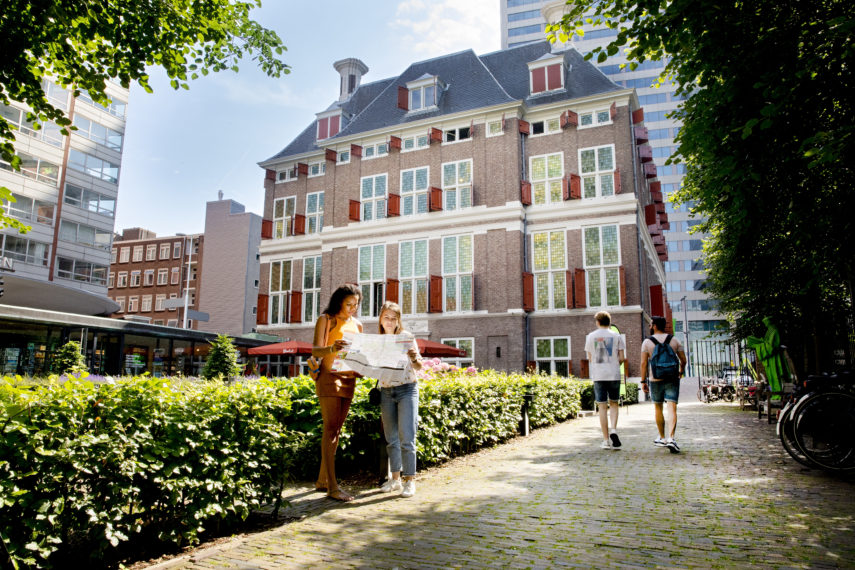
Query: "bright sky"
115 1 501 236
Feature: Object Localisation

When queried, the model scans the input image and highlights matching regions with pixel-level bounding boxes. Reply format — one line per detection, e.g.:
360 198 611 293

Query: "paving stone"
149 403 855 569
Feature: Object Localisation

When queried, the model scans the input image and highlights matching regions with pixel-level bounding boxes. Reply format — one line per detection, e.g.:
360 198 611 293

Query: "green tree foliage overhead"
0 0 288 231
201 334 243 380
549 0 854 372
51 340 87 375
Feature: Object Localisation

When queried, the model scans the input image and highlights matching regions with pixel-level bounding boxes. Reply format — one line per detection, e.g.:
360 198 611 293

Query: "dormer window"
528 55 565 95
317 111 342 141
398 74 443 111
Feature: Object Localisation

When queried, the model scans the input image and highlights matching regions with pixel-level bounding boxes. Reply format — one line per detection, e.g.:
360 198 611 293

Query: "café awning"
248 340 314 356
416 338 466 358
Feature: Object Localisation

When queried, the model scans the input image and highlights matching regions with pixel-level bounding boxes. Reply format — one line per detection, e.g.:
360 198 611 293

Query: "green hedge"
0 371 580 567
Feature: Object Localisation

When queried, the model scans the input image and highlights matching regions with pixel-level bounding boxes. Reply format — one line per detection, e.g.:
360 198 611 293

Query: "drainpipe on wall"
520 124 530 368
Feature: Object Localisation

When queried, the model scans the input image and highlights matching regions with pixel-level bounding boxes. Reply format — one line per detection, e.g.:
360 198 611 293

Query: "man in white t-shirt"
584 311 626 450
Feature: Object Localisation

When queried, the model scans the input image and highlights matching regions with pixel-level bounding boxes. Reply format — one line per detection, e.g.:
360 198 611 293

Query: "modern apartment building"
0 80 127 315
107 228 204 329
501 0 724 341
255 41 670 376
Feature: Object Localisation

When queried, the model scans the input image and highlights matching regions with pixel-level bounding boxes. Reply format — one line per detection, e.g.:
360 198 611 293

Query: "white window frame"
119 247 129 263
308 161 325 177
358 244 385 318
400 166 429 216
528 58 565 94
529 152 564 206
143 269 154 286
579 144 616 199
401 134 429 152
337 149 350 164
277 165 298 182
159 243 170 259
534 336 571 376
114 297 125 313
583 224 622 307
107 272 114 288
167 319 178 327
578 108 613 129
117 271 128 288
398 239 429 315
302 255 322 324
486 119 504 137
171 267 180 285
273 196 296 238
441 159 472 211
362 142 389 160
530 117 561 137
173 241 181 258
360 173 387 222
111 248 117 263
442 234 474 313
141 295 152 312
269 259 292 325
408 80 438 111
306 191 324 234
130 270 141 287
532 230 567 311
127 296 139 312
440 338 474 368
168 293 178 311
132 246 143 262
442 126 472 144
157 268 168 285
155 294 166 311
145 244 156 261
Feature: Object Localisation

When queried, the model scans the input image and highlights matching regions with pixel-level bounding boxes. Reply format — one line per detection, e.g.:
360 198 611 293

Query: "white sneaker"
653 437 667 447
401 479 416 498
600 440 612 449
380 478 402 493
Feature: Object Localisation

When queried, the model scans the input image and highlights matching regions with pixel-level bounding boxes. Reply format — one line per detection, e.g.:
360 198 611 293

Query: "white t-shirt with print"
584 327 626 381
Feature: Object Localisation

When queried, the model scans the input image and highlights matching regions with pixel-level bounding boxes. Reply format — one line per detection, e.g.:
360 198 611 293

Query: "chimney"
333 58 369 102
541 1 573 52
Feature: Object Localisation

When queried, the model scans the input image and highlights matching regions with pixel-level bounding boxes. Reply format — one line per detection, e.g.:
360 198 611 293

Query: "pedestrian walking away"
584 311 626 450
312 284 364 501
377 301 422 498
639 315 687 453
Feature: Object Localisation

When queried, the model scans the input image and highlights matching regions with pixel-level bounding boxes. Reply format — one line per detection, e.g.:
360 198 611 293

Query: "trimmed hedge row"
0 372 581 567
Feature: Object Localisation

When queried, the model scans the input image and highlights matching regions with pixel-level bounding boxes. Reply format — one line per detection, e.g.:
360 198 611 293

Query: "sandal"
327 489 354 502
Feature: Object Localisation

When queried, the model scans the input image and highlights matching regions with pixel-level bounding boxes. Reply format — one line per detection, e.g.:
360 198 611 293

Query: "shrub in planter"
201 334 242 380
50 340 87 375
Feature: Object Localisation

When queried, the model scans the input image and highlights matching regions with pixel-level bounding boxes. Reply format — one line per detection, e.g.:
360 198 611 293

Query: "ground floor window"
440 337 474 369
534 336 570 376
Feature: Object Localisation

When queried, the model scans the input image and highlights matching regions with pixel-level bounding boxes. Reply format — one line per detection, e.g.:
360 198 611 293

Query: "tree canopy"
549 0 854 373
0 0 288 231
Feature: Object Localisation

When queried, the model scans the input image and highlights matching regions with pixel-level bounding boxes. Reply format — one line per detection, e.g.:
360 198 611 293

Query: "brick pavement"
152 400 855 569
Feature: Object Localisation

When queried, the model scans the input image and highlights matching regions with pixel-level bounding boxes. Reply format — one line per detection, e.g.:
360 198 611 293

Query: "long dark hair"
322 284 362 317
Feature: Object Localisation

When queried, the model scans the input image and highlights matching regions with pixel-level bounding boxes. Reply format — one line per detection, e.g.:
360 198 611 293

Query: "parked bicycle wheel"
793 391 855 472
777 399 820 469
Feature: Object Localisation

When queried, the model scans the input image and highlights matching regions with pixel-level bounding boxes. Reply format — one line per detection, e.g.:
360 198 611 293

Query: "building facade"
0 80 128 314
256 42 670 376
107 228 204 329
502 1 724 343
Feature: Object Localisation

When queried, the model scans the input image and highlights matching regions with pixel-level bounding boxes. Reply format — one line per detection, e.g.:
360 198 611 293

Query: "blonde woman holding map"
312 284 363 502
377 301 422 498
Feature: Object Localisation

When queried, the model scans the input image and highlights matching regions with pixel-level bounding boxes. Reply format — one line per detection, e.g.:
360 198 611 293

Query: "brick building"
256 41 671 376
107 228 203 329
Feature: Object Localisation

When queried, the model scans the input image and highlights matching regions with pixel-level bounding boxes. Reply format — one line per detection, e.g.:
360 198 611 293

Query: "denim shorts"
649 379 680 403
593 380 621 403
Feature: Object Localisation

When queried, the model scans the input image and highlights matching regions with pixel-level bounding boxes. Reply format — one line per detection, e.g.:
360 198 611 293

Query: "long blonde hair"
377 301 403 334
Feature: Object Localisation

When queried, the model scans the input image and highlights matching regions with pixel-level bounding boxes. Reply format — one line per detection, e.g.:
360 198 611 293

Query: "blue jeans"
380 383 419 477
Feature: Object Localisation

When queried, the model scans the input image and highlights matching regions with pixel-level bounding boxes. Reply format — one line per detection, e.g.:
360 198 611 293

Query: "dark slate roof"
263 41 622 164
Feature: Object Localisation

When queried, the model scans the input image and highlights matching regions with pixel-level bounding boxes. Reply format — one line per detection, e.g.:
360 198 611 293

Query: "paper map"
332 332 414 384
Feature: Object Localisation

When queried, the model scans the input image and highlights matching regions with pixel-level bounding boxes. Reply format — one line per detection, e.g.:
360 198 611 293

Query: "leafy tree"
0 0 288 230
549 0 854 373
201 334 243 380
51 340 87 375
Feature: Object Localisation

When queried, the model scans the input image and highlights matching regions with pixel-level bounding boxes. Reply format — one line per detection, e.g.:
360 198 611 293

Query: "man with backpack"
640 316 688 453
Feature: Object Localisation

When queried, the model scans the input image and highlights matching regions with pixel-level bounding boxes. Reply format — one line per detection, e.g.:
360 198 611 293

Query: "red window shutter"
562 177 569 201
638 145 653 162
389 135 402 150
659 212 670 229
619 265 627 306
643 162 657 178
350 144 362 158
649 181 661 194
649 284 664 316
325 148 337 162
547 63 562 90
292 214 306 235
644 204 658 226
580 358 590 379
265 169 275 181
648 223 662 237
634 126 649 143
655 202 665 215
397 86 409 110
569 173 581 199
652 235 665 246
349 199 361 222
610 102 617 120
469 119 475 137
387 192 400 216
256 294 268 325
386 278 399 303
297 163 309 176
522 272 534 312
632 108 644 124
574 267 586 309
520 180 532 205
566 269 574 307
288 291 303 324
518 120 530 135
531 67 545 93
329 115 340 137
429 127 443 143
261 219 273 239
614 168 621 194
429 275 443 313
651 190 663 203
560 110 578 129
429 187 443 211
317 117 329 140
664 301 674 334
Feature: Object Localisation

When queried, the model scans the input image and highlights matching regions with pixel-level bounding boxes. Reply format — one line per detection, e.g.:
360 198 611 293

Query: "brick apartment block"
256 42 671 376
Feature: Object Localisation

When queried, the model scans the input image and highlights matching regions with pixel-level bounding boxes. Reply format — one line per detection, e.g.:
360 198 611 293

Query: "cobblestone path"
152 402 855 569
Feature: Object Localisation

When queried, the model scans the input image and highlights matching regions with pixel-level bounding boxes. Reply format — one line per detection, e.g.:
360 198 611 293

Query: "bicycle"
777 369 855 472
